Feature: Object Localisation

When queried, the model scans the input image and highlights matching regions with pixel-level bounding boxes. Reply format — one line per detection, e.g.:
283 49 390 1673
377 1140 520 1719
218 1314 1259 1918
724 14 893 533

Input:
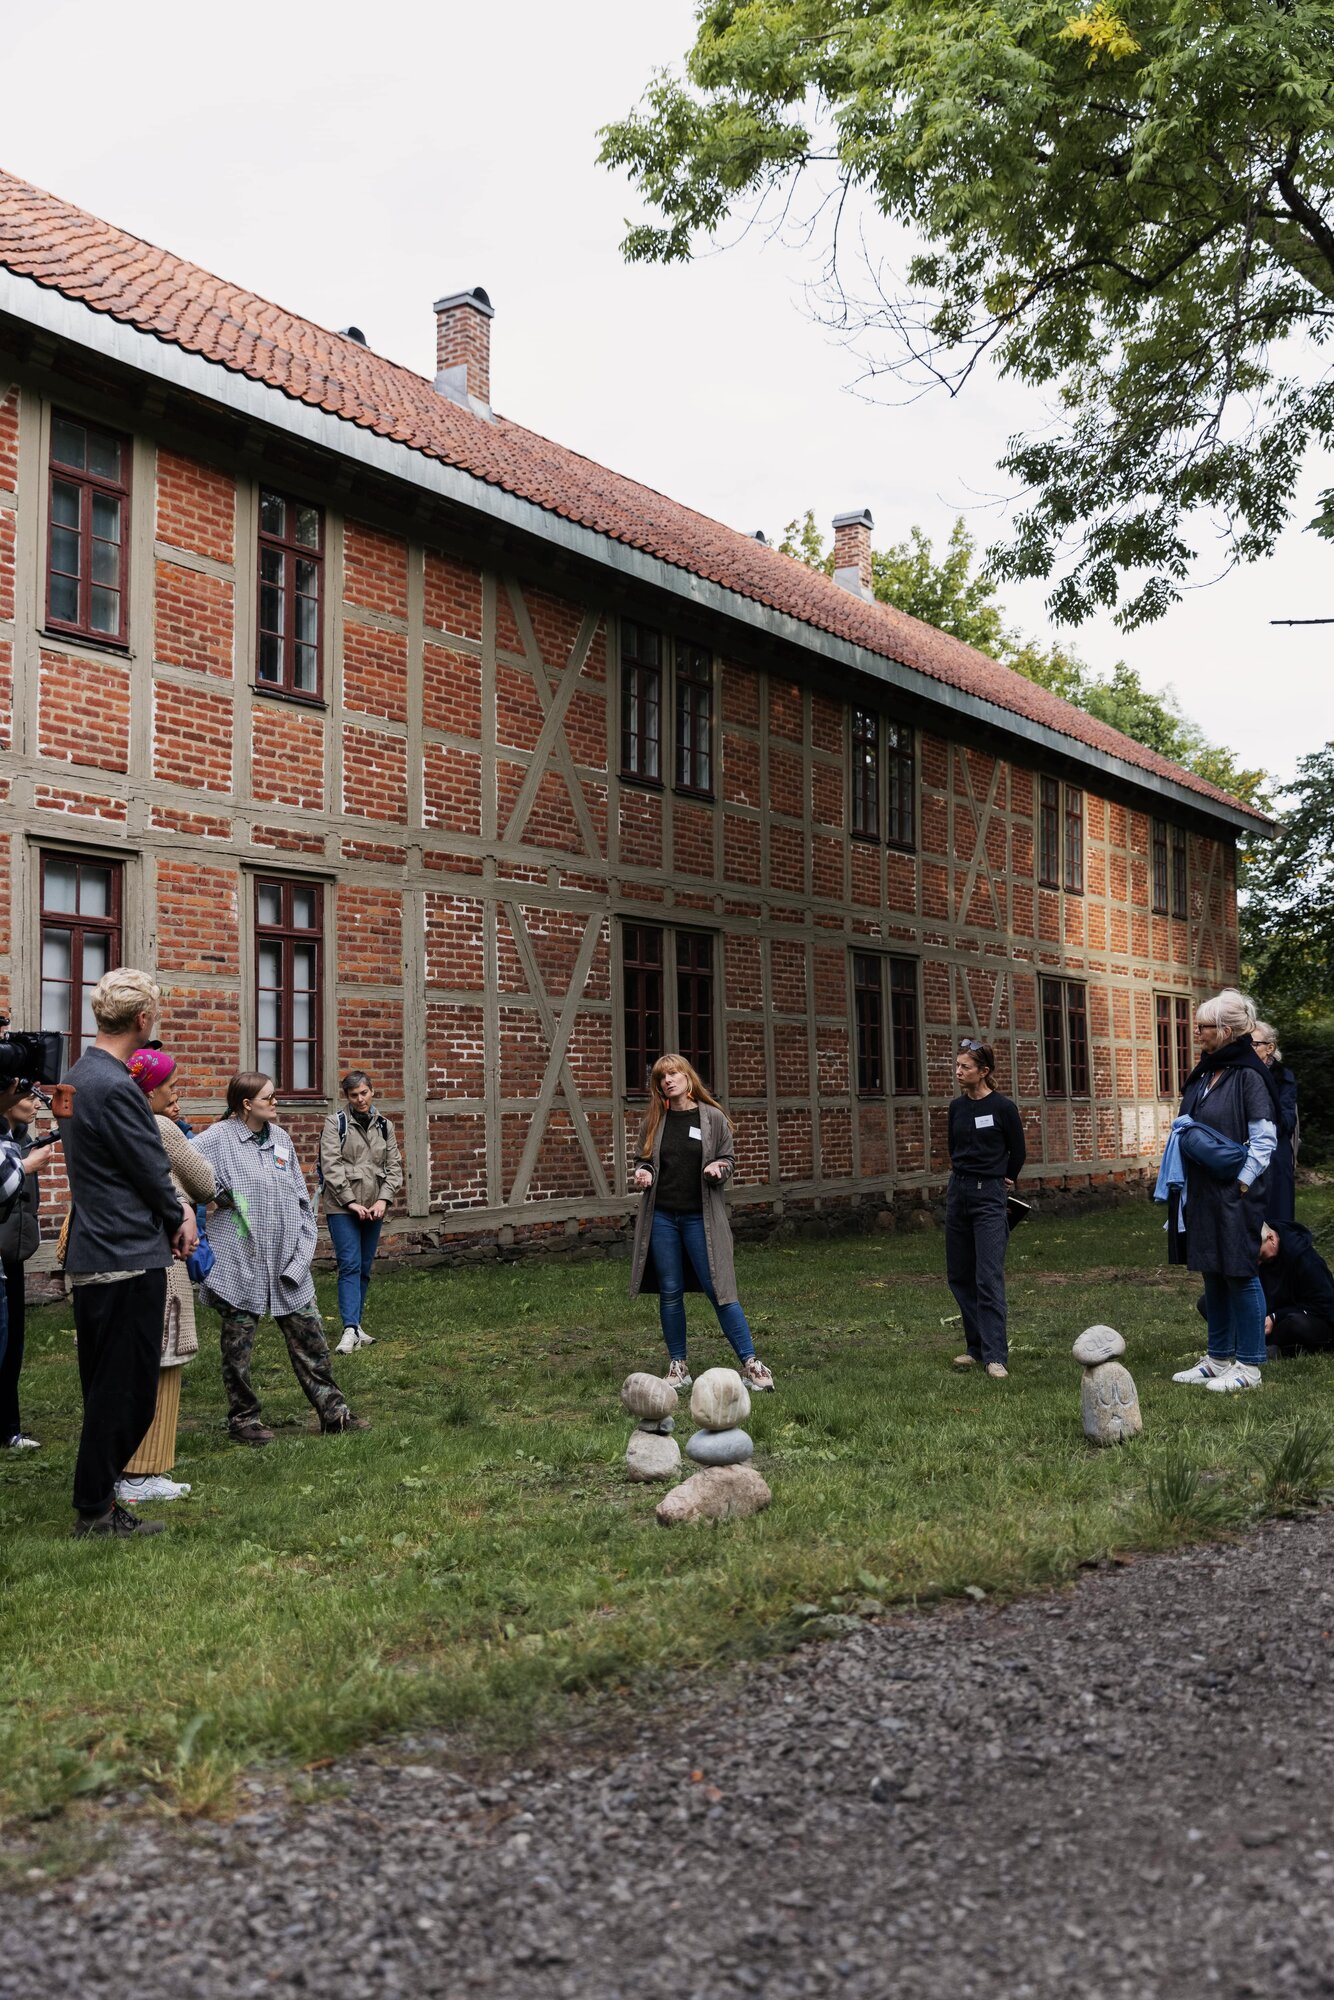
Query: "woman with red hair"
628 1054 773 1392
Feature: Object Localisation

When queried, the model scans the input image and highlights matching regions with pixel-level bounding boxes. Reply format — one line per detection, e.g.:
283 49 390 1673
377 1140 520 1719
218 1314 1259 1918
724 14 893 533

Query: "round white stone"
625 1431 682 1482
690 1367 751 1430
620 1372 679 1420
1072 1324 1126 1366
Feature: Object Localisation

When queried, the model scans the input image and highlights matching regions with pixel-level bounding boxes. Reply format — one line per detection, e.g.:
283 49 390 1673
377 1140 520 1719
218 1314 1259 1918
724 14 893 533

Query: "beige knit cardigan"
155 1115 218 1366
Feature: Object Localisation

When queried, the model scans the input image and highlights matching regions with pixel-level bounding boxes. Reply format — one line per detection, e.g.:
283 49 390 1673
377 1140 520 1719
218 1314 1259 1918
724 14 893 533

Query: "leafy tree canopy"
777 509 1271 807
602 2 1334 628
1242 744 1334 1025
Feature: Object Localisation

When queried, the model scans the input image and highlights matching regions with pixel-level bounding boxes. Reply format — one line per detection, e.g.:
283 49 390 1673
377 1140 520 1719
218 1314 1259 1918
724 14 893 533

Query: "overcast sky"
9 0 1327 789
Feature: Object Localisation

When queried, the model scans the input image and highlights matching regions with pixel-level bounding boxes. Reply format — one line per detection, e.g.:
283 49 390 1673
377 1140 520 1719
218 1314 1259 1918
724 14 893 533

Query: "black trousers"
0 1257 26 1439
945 1174 1010 1366
71 1270 166 1515
1270 1308 1334 1357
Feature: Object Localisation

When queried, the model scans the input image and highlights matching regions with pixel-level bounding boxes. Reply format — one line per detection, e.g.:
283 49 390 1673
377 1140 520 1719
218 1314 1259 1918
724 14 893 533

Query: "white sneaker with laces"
664 1359 692 1391
116 1473 192 1503
1171 1357 1228 1385
355 1325 375 1347
335 1327 359 1355
1205 1362 1263 1393
3 1433 40 1450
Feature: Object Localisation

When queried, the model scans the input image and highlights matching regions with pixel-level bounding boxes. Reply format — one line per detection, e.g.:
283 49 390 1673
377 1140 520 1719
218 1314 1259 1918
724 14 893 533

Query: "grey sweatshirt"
61 1047 185 1273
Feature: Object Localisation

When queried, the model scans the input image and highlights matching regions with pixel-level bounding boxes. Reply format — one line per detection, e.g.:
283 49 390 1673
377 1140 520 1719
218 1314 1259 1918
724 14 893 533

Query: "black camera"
0 1019 64 1092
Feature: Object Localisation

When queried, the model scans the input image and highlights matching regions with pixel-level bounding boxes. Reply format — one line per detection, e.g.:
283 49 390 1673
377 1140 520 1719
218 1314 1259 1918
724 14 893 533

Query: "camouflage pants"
217 1307 348 1432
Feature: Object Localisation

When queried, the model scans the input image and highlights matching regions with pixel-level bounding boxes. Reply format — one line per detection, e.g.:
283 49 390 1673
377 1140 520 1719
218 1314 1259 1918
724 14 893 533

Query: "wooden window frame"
1038 776 1060 888
674 640 714 798
1041 976 1090 1098
885 722 916 852
1066 981 1089 1096
620 620 664 786
1155 994 1174 1096
1063 785 1084 894
1151 819 1170 915
1174 996 1192 1094
46 411 131 648
851 708 880 841
1171 826 1189 919
39 851 124 1066
620 920 717 1095
254 875 324 1096
256 487 325 703
852 952 885 1096
889 954 921 1093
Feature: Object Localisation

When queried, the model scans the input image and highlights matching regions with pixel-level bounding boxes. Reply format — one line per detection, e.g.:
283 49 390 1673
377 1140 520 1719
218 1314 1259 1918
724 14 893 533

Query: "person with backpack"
319 1071 403 1355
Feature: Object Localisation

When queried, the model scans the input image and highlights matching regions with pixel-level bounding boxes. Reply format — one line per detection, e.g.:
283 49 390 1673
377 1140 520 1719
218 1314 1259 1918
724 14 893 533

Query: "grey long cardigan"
628 1101 740 1306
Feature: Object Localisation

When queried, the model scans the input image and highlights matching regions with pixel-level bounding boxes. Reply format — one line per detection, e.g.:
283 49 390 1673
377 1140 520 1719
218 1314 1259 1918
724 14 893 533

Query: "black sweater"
948 1090 1026 1181
1261 1220 1334 1318
654 1109 704 1213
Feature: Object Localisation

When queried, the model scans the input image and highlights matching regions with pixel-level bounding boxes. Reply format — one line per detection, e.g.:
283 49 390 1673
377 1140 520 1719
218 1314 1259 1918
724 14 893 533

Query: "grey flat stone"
637 1416 675 1435
686 1427 753 1466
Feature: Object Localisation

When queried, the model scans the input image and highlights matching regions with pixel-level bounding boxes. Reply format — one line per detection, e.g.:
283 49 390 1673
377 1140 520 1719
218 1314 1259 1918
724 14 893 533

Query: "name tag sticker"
274 1147 290 1166
974 1114 995 1129
689 1126 702 1141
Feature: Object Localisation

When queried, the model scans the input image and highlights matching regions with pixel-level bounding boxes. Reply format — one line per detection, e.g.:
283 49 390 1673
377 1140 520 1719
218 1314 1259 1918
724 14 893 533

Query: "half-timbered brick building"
0 170 1270 1264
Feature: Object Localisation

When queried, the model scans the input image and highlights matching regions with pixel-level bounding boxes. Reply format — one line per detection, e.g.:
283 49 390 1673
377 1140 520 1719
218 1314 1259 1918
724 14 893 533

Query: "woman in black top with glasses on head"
946 1039 1026 1380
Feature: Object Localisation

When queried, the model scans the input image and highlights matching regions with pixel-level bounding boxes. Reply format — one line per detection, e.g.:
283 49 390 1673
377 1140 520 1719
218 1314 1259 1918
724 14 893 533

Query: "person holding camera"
0 1083 58 1451
319 1069 403 1355
946 1038 1026 1380
61 969 198 1538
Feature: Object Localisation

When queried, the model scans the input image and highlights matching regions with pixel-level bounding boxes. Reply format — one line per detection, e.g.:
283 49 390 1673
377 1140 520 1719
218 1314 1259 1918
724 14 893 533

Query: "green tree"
777 508 1271 805
1243 744 1334 1023
601 1 1334 628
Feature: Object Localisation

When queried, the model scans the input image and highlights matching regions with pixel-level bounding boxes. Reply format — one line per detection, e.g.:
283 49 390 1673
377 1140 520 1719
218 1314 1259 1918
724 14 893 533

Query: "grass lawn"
4 1190 1333 1836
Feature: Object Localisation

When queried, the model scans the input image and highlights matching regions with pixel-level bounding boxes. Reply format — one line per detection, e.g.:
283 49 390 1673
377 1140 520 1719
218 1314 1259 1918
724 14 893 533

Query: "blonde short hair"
89 967 161 1034
1195 987 1257 1045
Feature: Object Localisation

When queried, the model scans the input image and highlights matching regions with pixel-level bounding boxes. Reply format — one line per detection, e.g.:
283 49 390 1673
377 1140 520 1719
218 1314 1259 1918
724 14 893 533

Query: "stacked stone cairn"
621 1372 681 1482
656 1368 772 1525
1073 1324 1143 1447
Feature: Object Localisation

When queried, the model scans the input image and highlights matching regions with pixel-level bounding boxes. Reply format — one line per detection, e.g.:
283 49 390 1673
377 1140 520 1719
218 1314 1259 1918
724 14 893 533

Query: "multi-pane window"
1064 786 1084 893
675 641 713 796
852 953 885 1095
1174 996 1192 1090
1171 827 1188 919
885 722 915 850
1158 993 1195 1095
1041 977 1090 1097
1038 777 1060 887
47 413 129 644
620 621 663 783
39 853 123 1065
851 709 880 840
257 489 323 699
1151 820 1170 915
620 922 715 1092
255 877 322 1092
852 953 920 1097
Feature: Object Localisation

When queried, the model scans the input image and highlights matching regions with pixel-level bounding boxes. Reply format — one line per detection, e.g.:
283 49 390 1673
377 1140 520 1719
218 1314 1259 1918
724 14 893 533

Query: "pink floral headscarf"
127 1047 176 1095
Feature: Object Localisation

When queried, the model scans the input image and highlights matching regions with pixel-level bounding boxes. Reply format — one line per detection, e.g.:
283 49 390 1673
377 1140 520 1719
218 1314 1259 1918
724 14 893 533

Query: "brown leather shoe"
229 1419 276 1446
952 1354 977 1371
321 1411 371 1434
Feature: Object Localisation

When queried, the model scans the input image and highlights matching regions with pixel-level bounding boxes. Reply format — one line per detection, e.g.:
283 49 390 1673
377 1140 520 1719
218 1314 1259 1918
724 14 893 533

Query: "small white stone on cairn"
621 1372 681 1480
1072 1324 1142 1447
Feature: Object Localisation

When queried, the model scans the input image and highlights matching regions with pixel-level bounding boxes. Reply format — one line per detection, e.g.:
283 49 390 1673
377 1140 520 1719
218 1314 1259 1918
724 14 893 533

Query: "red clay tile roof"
0 167 1256 819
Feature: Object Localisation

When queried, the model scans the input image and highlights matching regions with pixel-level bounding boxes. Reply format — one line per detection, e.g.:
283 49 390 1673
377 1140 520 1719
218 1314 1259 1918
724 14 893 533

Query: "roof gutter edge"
0 270 1270 838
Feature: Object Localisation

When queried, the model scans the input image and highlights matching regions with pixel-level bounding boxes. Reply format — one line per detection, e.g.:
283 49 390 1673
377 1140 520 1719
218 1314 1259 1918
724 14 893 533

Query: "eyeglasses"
959 1038 984 1052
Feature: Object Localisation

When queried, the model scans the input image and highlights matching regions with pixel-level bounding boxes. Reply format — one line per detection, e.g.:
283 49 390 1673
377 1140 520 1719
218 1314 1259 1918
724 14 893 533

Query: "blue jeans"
326 1210 384 1328
1202 1271 1266 1369
649 1208 754 1363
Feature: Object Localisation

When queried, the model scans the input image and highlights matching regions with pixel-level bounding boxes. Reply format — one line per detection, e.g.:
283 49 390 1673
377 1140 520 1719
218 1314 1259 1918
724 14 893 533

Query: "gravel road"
7 1514 1334 2000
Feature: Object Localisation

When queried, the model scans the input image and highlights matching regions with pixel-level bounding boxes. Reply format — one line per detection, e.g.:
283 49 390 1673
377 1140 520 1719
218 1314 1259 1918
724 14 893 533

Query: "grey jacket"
61 1047 184 1274
628 1101 740 1307
194 1116 318 1318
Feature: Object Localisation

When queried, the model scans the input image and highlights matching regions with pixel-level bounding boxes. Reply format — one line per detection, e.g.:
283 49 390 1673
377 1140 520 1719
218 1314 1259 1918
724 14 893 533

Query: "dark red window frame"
853 953 885 1096
889 955 921 1093
1064 785 1084 894
885 722 915 851
39 851 123 1066
256 488 324 701
1038 777 1060 887
674 641 713 797
1174 996 1192 1094
1042 976 1089 1097
1151 819 1169 914
622 922 664 1095
1155 994 1174 1096
620 621 663 784
1066 981 1090 1096
46 412 130 647
1171 826 1189 919
254 876 324 1094
851 708 880 840
675 931 715 1085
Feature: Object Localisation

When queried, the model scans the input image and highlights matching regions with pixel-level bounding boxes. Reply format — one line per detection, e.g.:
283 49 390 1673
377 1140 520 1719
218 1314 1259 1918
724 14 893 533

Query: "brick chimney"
433 287 493 415
832 509 874 600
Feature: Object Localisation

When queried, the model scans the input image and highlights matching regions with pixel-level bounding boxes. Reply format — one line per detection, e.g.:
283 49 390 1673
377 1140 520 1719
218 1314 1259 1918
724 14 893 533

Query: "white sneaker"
1172 1357 1228 1385
3 1433 40 1450
1205 1362 1263 1393
116 1474 191 1503
355 1326 375 1347
335 1327 360 1355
